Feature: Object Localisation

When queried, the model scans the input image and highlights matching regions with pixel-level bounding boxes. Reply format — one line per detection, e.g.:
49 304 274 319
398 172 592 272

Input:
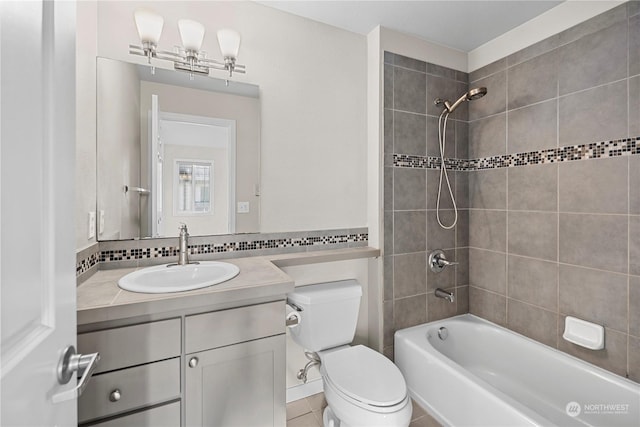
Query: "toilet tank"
287 280 362 352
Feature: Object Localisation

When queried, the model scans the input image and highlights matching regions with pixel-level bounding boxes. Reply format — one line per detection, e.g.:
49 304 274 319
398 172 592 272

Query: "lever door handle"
52 346 100 403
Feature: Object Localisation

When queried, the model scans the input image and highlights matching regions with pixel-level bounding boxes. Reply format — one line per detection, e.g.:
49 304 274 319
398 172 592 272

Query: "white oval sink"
118 261 240 293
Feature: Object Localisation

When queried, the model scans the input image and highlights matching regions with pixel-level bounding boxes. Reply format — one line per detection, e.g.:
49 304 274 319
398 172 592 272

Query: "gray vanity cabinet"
78 319 182 425
184 301 286 426
185 334 286 426
78 300 286 426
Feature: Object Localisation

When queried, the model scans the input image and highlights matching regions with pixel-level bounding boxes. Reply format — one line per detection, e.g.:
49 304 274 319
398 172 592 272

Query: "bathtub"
395 314 640 427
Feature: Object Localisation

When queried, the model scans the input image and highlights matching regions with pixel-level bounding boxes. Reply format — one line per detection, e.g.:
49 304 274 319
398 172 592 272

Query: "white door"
1 1 80 426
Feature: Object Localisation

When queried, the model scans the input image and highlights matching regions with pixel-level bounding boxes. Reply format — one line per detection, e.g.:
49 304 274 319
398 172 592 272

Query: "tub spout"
435 288 455 303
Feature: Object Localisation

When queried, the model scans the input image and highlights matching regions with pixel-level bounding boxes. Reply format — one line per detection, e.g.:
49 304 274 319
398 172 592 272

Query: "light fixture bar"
130 12 245 78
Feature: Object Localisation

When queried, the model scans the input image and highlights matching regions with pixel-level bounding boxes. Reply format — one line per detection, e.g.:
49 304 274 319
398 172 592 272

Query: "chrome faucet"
178 223 189 265
167 224 198 267
435 288 455 303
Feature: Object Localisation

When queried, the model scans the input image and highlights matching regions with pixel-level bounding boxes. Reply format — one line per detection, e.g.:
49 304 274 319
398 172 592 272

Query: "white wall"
80 0 368 243
96 58 141 240
75 0 97 249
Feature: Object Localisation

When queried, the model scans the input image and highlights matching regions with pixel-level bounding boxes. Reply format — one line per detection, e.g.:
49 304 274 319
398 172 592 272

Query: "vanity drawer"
78 358 180 423
83 401 180 427
185 301 284 353
78 318 181 373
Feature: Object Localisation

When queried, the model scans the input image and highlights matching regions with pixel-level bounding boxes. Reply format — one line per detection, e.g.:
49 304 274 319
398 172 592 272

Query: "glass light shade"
134 9 164 44
178 19 205 52
217 29 241 58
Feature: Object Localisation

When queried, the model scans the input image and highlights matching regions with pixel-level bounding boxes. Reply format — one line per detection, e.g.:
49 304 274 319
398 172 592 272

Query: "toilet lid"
321 345 407 407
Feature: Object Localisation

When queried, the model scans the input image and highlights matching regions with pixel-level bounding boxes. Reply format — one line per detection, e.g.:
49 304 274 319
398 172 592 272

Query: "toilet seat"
319 345 407 409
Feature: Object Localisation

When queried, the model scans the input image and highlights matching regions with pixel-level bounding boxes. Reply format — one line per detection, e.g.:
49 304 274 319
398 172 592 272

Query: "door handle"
52 345 100 403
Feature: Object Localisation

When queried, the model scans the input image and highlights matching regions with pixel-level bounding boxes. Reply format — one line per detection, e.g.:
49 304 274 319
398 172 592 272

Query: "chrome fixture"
435 288 455 303
297 351 321 384
109 389 122 402
167 223 199 267
286 299 303 327
53 346 100 403
286 299 304 313
123 185 150 195
434 87 487 114
438 326 449 340
286 312 301 327
434 87 487 229
178 223 189 265
188 357 199 368
429 249 459 273
129 9 245 78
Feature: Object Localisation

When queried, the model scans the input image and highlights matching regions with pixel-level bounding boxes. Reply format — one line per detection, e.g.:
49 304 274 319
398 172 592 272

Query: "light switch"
237 202 250 213
99 210 105 235
88 211 96 239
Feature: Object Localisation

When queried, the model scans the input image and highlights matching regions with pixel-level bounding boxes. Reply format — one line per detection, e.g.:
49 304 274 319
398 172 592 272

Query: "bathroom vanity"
76 248 378 426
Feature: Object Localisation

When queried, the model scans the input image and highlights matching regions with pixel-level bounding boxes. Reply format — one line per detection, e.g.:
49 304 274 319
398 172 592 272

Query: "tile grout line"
424 96 430 323
504 64 510 326
556 74 561 349
467 246 635 277
627 15 631 371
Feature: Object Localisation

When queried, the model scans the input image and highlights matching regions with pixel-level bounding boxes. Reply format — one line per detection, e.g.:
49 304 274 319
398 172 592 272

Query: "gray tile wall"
467 2 640 382
383 53 470 359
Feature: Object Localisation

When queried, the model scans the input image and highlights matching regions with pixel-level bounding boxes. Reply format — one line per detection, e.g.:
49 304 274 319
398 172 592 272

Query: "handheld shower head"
436 86 487 114
466 86 487 101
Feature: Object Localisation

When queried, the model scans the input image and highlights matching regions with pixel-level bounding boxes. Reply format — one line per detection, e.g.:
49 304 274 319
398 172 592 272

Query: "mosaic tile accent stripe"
75 230 369 277
189 234 368 255
76 251 99 276
99 233 369 263
393 136 640 170
393 155 475 171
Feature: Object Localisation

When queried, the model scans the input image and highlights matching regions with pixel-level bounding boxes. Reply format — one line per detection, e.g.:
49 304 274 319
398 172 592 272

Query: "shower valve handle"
429 250 458 273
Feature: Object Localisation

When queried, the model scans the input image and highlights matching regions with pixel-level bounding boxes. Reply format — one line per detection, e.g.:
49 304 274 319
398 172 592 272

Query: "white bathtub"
395 314 640 427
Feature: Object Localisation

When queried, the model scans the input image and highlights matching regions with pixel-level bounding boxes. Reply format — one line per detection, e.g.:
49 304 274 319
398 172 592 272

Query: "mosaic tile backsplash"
76 228 368 279
76 250 99 277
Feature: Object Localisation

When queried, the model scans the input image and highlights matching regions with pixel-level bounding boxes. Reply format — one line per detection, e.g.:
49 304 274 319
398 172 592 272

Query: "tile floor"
285 393 442 427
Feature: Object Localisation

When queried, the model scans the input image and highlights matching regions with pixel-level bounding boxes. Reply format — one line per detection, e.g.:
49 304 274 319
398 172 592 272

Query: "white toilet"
287 280 412 427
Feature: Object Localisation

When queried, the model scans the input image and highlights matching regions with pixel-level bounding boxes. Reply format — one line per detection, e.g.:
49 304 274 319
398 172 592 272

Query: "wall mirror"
96 57 260 240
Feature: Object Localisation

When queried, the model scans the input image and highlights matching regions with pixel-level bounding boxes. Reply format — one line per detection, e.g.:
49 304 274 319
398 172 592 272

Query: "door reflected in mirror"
96 57 260 240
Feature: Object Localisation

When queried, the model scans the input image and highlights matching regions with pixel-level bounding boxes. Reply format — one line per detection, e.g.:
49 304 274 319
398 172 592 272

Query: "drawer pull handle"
109 389 121 402
189 357 199 368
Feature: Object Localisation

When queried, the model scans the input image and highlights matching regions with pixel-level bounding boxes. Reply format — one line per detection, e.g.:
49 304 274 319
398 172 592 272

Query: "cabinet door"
185 335 286 427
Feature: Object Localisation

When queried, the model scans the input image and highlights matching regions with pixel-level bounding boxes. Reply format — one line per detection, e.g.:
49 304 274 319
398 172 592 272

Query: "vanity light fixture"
129 9 245 78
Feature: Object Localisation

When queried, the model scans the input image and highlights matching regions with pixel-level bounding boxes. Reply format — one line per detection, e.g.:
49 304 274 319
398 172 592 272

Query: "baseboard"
286 379 324 403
